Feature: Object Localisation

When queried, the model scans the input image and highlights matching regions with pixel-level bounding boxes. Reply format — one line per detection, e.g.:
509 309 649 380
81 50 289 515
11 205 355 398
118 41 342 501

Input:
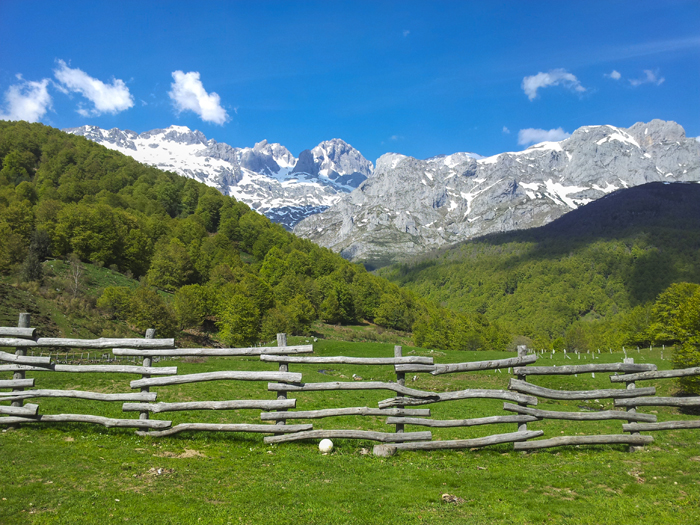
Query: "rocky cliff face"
294 120 700 268
64 126 373 229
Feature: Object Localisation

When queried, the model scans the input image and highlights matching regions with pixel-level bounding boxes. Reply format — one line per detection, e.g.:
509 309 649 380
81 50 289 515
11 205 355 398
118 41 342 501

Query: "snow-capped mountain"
64 125 373 229
293 120 700 268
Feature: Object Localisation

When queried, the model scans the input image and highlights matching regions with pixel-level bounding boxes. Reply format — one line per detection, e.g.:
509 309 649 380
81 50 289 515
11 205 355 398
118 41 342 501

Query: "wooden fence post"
394 345 405 433
516 345 528 433
275 333 288 434
139 328 156 421
623 357 642 451
9 313 32 430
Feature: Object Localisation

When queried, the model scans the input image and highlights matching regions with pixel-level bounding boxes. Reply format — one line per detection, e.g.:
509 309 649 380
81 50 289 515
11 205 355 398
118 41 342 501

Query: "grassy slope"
1 341 698 524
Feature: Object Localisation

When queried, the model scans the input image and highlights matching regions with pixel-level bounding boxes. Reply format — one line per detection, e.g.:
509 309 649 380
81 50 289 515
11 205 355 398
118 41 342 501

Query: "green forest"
0 121 504 351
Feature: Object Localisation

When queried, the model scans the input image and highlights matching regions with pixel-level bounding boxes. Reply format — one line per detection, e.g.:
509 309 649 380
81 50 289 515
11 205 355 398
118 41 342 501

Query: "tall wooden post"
516 345 528 432
9 313 31 430
623 357 642 451
139 328 156 421
275 333 288 433
394 345 404 433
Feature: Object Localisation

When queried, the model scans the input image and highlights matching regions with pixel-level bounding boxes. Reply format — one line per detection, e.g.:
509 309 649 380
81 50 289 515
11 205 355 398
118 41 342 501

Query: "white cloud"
53 60 133 116
0 75 52 122
522 69 586 100
629 69 665 87
518 127 571 146
605 70 621 80
168 71 228 125
403 30 410 37
502 126 510 134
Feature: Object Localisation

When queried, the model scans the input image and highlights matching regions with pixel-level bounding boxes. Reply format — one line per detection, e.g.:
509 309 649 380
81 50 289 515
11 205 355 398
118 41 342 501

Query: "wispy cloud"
389 134 403 141
605 70 621 80
522 69 586 101
169 71 228 125
403 30 410 37
502 126 510 134
54 60 133 116
518 127 570 146
629 69 665 87
0 75 52 122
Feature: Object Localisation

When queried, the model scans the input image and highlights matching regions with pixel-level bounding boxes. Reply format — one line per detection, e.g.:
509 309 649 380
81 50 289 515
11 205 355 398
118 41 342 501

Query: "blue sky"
1 1 698 162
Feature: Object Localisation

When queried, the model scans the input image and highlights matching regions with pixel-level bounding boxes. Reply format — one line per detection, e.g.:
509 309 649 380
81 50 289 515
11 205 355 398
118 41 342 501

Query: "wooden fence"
1 313 699 454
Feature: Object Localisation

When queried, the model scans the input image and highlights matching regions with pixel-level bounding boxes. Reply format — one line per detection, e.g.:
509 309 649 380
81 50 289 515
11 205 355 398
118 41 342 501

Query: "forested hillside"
0 121 505 350
380 182 700 354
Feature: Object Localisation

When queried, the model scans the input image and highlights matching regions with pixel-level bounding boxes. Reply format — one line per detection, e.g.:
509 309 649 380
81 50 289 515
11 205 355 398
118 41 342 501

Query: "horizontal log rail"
260 407 431 421
0 389 157 402
0 327 37 339
509 379 656 400
131 371 302 389
391 430 544 451
615 396 700 408
385 415 539 428
432 354 537 376
513 363 656 376
502 402 657 422
0 414 172 429
513 434 654 451
0 337 175 349
622 421 700 432
263 429 433 444
394 364 437 373
0 403 39 416
123 399 297 413
136 423 313 438
113 345 313 357
0 364 177 375
0 351 51 365
0 378 35 389
260 355 433 365
610 367 700 383
268 381 440 398
378 389 538 408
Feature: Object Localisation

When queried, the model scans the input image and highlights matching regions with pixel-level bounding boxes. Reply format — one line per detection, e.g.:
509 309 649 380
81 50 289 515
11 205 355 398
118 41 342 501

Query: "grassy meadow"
2 340 699 524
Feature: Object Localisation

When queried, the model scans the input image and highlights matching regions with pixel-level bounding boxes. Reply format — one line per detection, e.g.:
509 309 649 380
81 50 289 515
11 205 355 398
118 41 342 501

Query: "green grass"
1 342 699 524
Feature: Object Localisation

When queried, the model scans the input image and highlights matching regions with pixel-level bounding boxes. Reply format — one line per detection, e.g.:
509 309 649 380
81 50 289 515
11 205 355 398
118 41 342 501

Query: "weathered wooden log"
513 363 656 376
0 364 177 375
394 364 437 373
0 389 157 402
0 351 50 365
508 378 656 400
392 430 544 451
0 378 35 389
123 399 296 413
131 371 302 389
260 407 431 420
136 423 313 437
269 381 444 398
263 429 433 444
0 403 39 416
0 414 172 429
502 402 657 422
378 389 538 408
113 345 313 357
0 327 37 339
610 367 700 383
622 420 700 432
513 434 653 451
260 355 433 365
615 396 700 407
385 415 539 427
1 337 175 349
432 354 538 376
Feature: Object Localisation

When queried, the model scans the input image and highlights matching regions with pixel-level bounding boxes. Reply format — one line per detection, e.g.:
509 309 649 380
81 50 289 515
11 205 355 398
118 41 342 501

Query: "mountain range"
295 120 700 268
65 125 373 229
